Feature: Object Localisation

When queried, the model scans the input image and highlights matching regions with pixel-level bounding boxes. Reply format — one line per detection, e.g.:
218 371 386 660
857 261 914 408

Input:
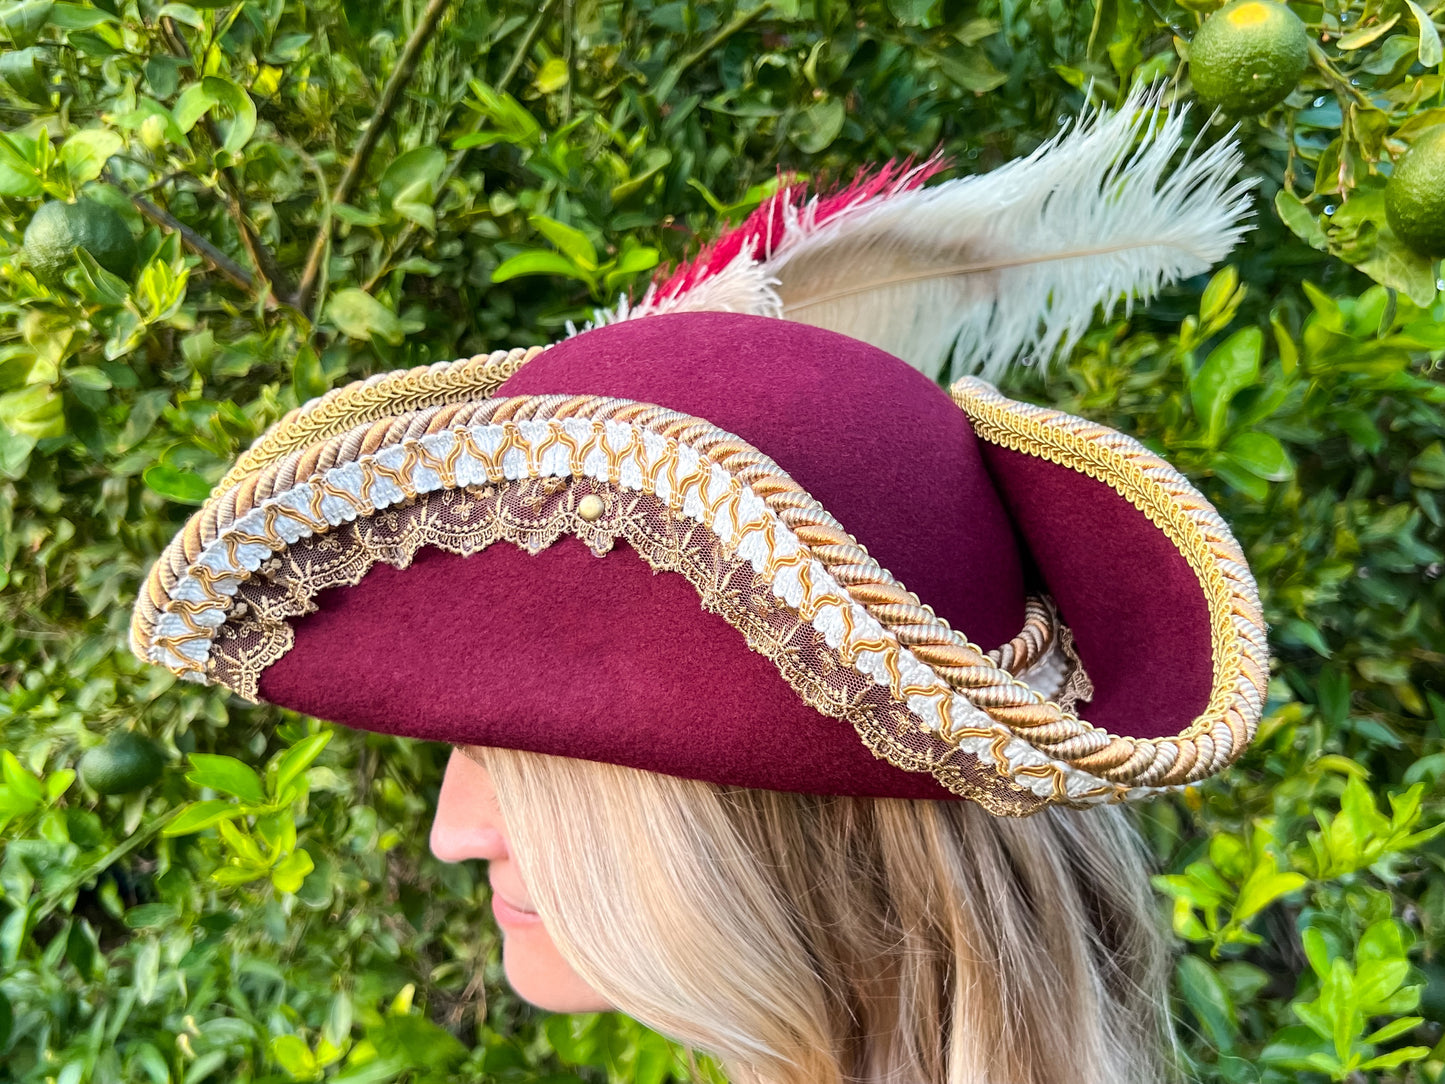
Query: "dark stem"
126 187 260 295
293 0 456 314
497 0 560 91
159 16 289 299
359 0 557 294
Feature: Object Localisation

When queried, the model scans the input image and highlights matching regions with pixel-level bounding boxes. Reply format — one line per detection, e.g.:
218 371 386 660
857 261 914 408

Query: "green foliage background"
1 0 1444 1081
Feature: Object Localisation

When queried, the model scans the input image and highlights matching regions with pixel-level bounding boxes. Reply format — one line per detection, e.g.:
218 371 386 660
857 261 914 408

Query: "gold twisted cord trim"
204 480 1051 816
212 346 546 497
950 377 1269 782
132 384 1264 801
131 392 1108 807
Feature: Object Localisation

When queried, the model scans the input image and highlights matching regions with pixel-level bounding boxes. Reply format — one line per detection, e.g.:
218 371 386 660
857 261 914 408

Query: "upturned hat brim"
132 313 1266 814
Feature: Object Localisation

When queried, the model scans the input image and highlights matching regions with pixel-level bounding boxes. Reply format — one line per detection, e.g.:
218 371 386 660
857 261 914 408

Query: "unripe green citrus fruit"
79 731 165 795
22 197 137 284
1385 127 1445 257
1190 0 1311 114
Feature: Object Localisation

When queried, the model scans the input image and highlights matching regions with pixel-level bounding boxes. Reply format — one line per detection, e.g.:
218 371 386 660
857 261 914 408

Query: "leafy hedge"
2 0 1444 1082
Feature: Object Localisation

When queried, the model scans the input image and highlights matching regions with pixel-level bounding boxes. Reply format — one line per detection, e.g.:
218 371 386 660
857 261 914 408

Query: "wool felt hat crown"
130 90 1268 816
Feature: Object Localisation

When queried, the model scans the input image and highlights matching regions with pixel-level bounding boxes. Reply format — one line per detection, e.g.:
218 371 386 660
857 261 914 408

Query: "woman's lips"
490 889 544 928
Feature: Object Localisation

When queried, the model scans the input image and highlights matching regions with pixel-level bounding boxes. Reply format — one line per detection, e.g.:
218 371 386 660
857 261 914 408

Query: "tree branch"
293 0 455 315
159 16 289 300
359 0 560 294
661 2 772 95
126 188 261 296
497 0 560 92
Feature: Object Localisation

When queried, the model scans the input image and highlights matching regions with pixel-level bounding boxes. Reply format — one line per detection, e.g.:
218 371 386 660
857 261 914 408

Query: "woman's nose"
429 747 509 863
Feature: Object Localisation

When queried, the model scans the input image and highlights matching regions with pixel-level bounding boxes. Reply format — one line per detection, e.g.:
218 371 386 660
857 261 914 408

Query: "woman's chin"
500 929 613 1013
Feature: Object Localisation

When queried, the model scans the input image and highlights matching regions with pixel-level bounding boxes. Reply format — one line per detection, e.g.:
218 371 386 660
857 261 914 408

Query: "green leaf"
273 732 331 797
172 81 218 133
491 249 594 284
1200 266 1240 323
122 903 177 928
155 2 203 27
132 935 159 1003
0 384 65 440
1360 1046 1432 1071
74 248 131 305
2 750 43 804
631 1029 674 1084
0 0 53 47
0 45 48 104
183 1050 228 1084
0 132 41 196
527 214 598 269
1358 916 1408 965
47 2 115 27
1355 229 1438 307
1191 328 1262 445
379 146 445 204
271 847 315 894
1222 431 1294 482
887 0 937 24
1177 954 1238 1051
1274 191 1328 251
1338 12 1399 49
790 97 847 154
934 45 1007 93
381 145 442 229
1234 868 1306 920
162 799 245 836
116 388 169 452
142 464 210 505
200 75 257 154
291 344 327 401
185 753 266 803
533 56 569 93
270 1034 318 1079
326 288 406 345
1405 0 1443 67
611 146 672 202
42 767 74 800
1364 1015 1423 1044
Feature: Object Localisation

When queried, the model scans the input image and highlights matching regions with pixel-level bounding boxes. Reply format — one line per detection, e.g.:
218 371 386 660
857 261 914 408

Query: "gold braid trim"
136 394 1091 808
131 351 1266 804
213 346 546 496
131 381 1262 803
950 377 1269 785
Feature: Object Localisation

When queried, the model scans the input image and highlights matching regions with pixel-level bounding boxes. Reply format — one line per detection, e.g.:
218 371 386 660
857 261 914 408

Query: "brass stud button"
577 494 605 522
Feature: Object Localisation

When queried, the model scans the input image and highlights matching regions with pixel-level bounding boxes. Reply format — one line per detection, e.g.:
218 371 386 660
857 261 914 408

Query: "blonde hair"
474 745 1178 1084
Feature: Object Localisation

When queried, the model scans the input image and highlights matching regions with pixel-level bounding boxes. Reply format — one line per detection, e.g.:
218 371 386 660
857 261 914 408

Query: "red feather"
650 154 950 304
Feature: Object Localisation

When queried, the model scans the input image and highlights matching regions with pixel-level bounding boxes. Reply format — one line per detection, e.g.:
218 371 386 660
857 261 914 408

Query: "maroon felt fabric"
262 313 1024 798
499 312 1025 641
977 444 1214 739
257 311 1216 795
262 539 966 798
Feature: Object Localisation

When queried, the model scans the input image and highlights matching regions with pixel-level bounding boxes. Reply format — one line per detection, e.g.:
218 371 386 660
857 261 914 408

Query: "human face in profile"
429 746 611 1013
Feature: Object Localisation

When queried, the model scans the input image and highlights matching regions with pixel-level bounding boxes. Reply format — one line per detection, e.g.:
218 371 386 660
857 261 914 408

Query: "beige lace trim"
131 377 1267 808
213 480 1052 817
212 346 545 497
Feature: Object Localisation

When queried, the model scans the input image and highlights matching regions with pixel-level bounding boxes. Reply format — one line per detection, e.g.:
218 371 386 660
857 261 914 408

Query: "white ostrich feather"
591 84 1256 381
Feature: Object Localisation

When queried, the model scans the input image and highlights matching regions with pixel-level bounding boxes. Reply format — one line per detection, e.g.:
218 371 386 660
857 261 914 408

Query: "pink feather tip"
652 153 951 302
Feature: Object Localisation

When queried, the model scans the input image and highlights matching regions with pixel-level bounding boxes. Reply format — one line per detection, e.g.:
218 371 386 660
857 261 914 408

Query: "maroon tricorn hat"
130 91 1267 815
